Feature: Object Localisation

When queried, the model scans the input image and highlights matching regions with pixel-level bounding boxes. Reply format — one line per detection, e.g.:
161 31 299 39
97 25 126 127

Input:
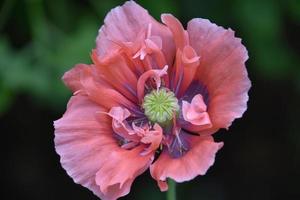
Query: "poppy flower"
54 1 251 200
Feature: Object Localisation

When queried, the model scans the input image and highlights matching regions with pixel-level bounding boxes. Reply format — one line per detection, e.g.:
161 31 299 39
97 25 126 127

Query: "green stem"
167 179 176 200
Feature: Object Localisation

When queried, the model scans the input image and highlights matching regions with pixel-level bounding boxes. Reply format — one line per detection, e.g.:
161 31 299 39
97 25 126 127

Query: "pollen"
143 88 179 125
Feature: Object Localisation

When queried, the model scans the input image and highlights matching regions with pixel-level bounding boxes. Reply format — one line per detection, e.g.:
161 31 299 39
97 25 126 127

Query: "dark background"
1 0 300 199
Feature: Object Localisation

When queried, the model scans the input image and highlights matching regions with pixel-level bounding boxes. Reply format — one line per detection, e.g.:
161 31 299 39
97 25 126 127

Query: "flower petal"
105 106 141 142
54 95 113 199
96 1 175 66
150 135 223 191
91 51 138 103
172 46 200 96
55 95 153 200
140 123 163 156
95 145 154 200
62 63 90 93
63 63 140 113
161 14 188 50
181 94 212 132
178 46 200 96
187 18 251 129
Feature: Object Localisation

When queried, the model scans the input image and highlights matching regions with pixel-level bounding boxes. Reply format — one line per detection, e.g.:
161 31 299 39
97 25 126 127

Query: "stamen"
137 65 168 102
168 130 190 158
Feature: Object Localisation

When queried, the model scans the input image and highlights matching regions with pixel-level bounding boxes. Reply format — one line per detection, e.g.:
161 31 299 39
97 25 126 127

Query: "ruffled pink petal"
108 106 131 122
182 94 212 132
187 18 251 129
109 24 168 76
54 95 113 199
62 63 89 93
96 1 175 67
105 106 140 142
91 51 138 103
150 135 223 191
147 36 162 50
161 14 188 50
73 63 139 112
55 95 153 200
178 46 200 96
161 14 197 94
62 63 137 111
95 145 154 200
140 123 163 155
172 46 200 96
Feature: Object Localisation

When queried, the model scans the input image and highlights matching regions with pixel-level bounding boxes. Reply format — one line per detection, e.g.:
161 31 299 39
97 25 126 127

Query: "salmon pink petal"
140 123 163 156
54 95 113 199
108 106 131 122
55 95 153 200
172 46 200 96
111 24 168 73
161 14 188 49
91 51 138 103
62 63 139 112
150 135 223 191
95 145 154 200
96 1 175 66
105 106 140 142
181 94 212 132
178 46 200 96
161 14 196 94
190 93 207 111
147 36 162 50
62 63 90 93
79 65 140 113
187 18 251 129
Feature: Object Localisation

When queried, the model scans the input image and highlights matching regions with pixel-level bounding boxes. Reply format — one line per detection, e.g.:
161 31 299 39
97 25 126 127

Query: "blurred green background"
1 0 300 199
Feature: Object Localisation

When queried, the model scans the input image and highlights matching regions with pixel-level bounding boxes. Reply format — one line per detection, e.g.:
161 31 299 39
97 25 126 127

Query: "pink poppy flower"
54 1 251 199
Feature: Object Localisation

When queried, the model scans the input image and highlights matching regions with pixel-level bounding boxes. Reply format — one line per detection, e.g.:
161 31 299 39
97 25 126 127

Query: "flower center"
143 88 179 125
